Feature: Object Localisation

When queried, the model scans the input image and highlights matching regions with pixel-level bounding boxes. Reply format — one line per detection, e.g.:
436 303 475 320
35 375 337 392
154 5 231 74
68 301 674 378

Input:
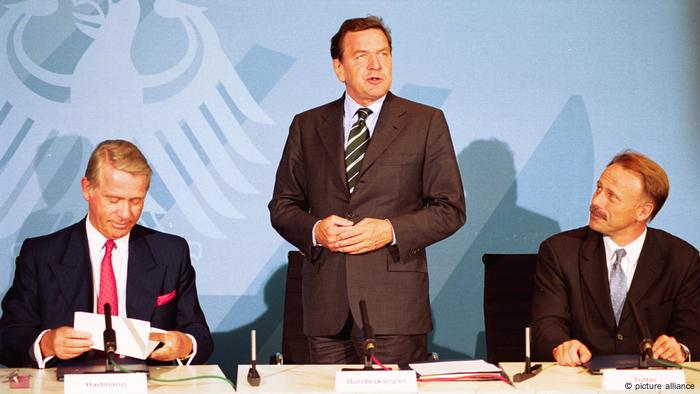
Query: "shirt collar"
85 214 130 252
603 227 647 265
344 93 386 122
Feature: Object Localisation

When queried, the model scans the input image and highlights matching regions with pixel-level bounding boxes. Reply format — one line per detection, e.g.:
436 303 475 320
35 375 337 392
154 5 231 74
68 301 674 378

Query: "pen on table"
500 368 516 387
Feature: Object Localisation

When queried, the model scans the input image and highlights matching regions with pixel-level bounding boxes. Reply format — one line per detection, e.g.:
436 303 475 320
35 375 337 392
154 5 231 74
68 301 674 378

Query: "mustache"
589 205 607 220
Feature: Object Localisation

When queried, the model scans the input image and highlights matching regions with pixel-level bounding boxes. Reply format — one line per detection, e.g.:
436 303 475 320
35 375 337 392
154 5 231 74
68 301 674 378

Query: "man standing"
0 140 213 367
269 16 465 364
532 151 699 365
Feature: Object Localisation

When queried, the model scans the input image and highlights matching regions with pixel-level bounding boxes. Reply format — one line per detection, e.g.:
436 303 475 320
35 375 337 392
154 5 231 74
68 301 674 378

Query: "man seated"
0 139 213 367
532 150 699 366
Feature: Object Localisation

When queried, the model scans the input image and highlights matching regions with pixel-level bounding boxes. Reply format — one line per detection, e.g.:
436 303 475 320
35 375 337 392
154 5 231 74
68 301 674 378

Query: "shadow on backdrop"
211 265 286 380
1 135 91 296
428 139 560 360
0 135 90 367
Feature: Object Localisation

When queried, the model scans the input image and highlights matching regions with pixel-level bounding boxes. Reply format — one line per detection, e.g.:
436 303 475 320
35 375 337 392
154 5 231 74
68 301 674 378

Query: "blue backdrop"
1 0 698 377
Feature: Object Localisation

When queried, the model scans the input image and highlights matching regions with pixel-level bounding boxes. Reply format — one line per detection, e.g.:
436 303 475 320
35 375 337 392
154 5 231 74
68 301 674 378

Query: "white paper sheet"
73 312 161 359
408 360 501 376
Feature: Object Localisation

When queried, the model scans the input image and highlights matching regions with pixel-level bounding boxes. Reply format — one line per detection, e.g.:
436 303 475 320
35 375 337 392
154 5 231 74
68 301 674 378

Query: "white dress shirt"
342 93 386 147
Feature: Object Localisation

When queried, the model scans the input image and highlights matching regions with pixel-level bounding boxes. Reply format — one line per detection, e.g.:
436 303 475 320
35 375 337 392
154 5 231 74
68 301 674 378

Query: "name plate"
335 370 417 392
602 369 689 391
64 373 147 394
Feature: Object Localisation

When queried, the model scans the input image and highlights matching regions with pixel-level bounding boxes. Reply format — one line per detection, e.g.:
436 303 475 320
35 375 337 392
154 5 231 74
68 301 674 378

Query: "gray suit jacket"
531 226 700 360
269 92 466 336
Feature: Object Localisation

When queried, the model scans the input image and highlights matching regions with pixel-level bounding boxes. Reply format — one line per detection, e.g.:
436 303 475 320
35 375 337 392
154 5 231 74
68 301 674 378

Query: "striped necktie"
345 107 372 193
610 248 627 324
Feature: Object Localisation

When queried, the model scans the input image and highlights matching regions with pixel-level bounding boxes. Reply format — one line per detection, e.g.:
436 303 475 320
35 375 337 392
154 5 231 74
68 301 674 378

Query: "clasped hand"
315 215 393 254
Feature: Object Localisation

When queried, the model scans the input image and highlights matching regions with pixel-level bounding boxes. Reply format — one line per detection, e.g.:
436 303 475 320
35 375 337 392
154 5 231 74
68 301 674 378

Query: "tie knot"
105 239 116 253
356 107 372 121
614 248 626 263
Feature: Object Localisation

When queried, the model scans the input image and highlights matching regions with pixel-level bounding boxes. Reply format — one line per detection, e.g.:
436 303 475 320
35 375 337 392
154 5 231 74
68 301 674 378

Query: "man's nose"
117 201 130 219
367 54 381 69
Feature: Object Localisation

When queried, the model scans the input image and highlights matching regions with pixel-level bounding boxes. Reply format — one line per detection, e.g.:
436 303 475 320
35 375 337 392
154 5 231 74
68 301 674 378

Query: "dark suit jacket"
0 219 213 367
268 92 466 336
531 226 700 361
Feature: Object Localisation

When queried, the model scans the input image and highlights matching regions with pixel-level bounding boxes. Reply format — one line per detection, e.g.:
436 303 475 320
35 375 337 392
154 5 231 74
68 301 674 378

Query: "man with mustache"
531 151 699 366
0 140 213 367
269 16 465 363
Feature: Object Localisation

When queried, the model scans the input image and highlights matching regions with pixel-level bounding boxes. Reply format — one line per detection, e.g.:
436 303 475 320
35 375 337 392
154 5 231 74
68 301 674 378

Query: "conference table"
2 362 699 392
235 362 700 392
0 365 235 393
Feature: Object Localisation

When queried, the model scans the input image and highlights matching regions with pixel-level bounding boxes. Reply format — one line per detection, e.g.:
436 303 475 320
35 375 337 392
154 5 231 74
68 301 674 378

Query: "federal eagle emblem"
0 0 274 239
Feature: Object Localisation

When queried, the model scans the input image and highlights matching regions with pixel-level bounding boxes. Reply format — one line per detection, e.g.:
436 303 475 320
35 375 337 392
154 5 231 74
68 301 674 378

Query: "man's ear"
332 58 345 83
637 201 654 222
80 177 92 202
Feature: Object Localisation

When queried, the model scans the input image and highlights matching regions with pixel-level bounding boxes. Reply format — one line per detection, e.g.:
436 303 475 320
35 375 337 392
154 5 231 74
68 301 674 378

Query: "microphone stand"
247 330 261 386
342 300 382 371
103 303 117 373
513 327 541 382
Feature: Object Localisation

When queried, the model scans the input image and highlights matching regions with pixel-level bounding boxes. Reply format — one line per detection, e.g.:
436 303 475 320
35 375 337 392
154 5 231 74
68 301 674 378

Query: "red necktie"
98 240 118 315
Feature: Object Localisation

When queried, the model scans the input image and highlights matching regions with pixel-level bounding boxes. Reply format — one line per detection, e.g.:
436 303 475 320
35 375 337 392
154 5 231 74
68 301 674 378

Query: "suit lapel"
51 220 93 315
316 96 348 193
358 92 404 180
126 225 164 321
619 229 663 324
579 228 617 330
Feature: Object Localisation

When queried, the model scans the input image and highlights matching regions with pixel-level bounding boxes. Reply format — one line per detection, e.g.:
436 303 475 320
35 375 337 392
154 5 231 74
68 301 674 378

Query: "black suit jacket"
269 92 466 336
531 226 700 361
0 219 213 367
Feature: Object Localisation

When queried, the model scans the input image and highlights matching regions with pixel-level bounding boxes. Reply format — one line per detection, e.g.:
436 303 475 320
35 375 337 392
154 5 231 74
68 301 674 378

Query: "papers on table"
73 312 163 360
408 360 501 377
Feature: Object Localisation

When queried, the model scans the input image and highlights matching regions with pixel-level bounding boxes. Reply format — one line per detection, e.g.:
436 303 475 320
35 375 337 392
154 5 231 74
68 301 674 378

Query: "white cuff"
385 219 397 245
33 329 54 369
311 220 321 246
175 334 197 366
680 343 691 362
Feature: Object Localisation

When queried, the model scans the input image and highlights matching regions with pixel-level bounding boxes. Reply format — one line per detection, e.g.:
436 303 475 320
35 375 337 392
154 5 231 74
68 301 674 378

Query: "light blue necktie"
610 248 627 324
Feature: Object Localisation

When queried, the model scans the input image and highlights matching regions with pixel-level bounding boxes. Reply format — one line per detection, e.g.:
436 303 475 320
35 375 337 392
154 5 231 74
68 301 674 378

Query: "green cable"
652 358 700 373
109 356 236 389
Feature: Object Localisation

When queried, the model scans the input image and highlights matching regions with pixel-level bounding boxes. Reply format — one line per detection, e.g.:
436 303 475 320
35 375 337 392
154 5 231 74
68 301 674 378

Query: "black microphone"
103 303 117 372
628 300 653 366
359 300 376 358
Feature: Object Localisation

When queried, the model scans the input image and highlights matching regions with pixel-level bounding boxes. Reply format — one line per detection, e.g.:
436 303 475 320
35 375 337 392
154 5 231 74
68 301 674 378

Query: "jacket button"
617 333 624 341
346 212 355 219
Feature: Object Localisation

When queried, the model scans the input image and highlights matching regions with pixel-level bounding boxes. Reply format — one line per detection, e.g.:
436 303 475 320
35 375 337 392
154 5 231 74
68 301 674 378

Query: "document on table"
408 360 501 377
73 312 163 360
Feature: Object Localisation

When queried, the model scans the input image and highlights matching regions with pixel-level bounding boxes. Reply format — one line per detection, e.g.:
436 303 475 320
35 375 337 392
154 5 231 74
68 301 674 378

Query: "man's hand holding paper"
73 312 160 360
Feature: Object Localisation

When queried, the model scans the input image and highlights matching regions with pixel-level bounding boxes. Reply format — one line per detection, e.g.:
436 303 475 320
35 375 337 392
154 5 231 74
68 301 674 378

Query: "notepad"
408 360 501 377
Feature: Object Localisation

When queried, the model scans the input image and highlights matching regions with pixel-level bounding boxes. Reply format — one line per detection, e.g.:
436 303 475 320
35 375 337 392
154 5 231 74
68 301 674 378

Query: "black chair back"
482 253 538 364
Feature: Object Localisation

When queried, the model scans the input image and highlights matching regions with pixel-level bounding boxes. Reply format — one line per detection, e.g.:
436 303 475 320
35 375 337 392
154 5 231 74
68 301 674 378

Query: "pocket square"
155 290 176 307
